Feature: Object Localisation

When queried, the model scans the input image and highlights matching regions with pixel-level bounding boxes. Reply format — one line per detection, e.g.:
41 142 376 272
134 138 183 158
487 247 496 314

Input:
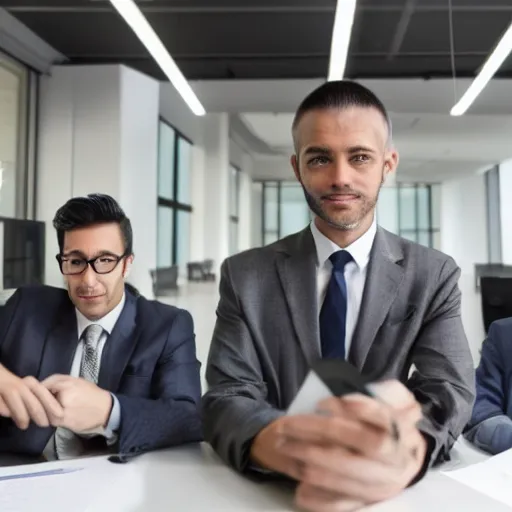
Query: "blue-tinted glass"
158 123 175 201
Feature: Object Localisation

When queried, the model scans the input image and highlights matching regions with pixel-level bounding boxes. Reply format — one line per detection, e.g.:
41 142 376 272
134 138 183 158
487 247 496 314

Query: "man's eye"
99 258 115 264
352 154 370 163
308 156 330 166
70 259 84 266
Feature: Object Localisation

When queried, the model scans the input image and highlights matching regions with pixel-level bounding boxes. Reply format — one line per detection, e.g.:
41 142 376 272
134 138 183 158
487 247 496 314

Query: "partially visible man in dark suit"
0 193 202 461
464 319 512 454
203 81 475 511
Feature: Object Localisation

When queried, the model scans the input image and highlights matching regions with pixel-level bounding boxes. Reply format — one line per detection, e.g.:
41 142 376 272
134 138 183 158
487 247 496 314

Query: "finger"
278 439 394 486
23 377 64 422
320 395 395 434
295 483 366 512
41 374 73 389
0 396 11 417
19 384 53 428
367 380 417 410
2 390 30 429
279 414 395 461
42 380 74 395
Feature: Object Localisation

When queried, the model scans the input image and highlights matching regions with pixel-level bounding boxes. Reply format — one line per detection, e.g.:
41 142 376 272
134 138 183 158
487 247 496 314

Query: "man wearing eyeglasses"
0 193 202 461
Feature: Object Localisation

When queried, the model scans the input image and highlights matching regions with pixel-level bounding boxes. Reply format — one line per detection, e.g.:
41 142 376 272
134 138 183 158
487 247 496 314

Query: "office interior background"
0 0 511 369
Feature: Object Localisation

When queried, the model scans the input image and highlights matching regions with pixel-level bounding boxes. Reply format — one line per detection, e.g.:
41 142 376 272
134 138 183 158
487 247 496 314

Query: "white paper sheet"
286 371 334 415
0 456 133 512
442 448 512 508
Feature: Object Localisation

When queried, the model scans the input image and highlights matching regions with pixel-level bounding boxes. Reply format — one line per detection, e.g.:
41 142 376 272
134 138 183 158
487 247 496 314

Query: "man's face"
291 106 398 232
61 223 132 320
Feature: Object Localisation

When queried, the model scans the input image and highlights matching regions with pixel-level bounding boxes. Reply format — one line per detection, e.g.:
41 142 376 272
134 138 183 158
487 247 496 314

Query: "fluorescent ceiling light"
327 0 357 81
110 0 205 116
451 21 512 116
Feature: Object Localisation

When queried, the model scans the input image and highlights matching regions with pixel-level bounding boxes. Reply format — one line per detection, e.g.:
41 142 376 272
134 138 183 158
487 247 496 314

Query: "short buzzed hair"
292 80 392 150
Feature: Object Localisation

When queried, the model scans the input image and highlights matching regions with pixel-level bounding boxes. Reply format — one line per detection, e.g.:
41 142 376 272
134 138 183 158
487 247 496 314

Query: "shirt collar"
76 293 126 339
310 216 377 270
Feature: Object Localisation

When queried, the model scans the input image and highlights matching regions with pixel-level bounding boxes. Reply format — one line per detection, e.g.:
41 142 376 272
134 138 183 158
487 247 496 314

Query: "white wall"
203 114 230 273
119 66 159 297
159 82 203 144
238 154 253 252
37 64 159 297
499 159 512 265
440 173 487 362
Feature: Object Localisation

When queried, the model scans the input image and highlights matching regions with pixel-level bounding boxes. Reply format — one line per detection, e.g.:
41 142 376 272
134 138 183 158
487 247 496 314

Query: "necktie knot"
329 250 353 271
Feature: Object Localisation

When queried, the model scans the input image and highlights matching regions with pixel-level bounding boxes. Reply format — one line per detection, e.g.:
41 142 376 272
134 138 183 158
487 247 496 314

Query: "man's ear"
291 154 301 182
123 255 134 278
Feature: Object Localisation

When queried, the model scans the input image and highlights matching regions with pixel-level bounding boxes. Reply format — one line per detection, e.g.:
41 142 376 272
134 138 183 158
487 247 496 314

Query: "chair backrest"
480 277 512 332
150 266 178 294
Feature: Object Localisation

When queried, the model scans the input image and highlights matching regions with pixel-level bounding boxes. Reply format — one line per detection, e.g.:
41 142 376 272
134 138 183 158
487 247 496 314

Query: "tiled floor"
158 282 219 389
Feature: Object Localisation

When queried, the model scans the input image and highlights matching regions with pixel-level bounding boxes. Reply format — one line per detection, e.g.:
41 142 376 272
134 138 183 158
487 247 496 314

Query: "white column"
440 173 487 362
202 114 230 274
37 64 159 298
238 153 253 252
499 159 512 265
190 145 206 261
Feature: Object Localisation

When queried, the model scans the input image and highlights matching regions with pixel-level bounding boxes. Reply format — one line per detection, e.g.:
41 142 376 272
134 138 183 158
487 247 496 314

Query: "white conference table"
0 438 508 512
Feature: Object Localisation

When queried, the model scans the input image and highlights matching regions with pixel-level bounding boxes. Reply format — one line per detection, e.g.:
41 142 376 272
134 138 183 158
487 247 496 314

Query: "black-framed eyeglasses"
56 251 128 276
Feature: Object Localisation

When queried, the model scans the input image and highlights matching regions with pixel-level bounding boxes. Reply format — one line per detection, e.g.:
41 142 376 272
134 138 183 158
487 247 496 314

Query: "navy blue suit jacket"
0 285 202 459
465 318 512 454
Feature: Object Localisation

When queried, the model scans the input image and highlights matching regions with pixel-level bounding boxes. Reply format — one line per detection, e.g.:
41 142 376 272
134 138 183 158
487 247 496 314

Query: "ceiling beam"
5 5 512 14
387 0 417 61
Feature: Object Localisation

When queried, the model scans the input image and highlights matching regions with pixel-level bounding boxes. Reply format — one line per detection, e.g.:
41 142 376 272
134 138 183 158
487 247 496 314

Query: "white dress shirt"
310 218 377 358
43 294 126 460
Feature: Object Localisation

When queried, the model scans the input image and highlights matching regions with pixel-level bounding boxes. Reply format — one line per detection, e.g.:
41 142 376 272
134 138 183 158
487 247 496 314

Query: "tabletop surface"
0 438 509 512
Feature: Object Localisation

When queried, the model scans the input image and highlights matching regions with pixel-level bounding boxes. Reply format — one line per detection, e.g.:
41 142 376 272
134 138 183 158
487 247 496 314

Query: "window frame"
157 117 193 268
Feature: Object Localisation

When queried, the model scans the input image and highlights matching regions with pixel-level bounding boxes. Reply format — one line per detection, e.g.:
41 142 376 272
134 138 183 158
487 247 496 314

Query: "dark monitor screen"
480 277 512 333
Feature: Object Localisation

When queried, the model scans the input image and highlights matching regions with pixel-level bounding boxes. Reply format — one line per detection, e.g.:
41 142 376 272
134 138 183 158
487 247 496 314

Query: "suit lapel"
97 292 138 392
38 298 78 380
276 228 321 365
349 228 405 370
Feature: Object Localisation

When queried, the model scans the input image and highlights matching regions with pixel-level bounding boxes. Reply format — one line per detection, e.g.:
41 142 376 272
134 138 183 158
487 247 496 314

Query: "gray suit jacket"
203 226 475 473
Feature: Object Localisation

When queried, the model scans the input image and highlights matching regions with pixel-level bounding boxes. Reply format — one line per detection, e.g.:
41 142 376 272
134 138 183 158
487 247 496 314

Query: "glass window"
418 231 431 248
377 187 398 234
264 183 278 231
417 186 430 230
280 183 309 237
157 206 173 268
0 52 28 219
229 165 240 218
398 187 417 231
430 184 441 230
176 137 192 204
229 220 239 255
158 122 175 201
176 210 190 273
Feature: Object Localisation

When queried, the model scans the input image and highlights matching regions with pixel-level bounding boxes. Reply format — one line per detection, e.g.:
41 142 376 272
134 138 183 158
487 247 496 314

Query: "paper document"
0 456 132 512
442 448 512 508
287 371 333 415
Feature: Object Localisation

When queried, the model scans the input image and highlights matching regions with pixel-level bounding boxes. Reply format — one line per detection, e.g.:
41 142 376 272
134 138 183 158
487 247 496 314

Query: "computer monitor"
480 277 512 333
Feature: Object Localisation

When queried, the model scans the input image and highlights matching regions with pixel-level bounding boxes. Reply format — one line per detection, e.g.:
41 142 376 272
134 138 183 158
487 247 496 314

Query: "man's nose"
330 159 353 188
81 264 98 286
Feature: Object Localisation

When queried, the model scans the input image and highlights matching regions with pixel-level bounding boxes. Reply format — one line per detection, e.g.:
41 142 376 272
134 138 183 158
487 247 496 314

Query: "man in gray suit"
203 81 475 511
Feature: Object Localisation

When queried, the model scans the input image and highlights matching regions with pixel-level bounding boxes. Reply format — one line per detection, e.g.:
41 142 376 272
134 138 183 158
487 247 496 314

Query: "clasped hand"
0 365 111 433
251 380 427 512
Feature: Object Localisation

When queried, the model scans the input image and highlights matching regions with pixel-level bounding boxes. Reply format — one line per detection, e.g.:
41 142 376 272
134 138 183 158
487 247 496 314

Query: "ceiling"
206 77 512 183
1 0 512 80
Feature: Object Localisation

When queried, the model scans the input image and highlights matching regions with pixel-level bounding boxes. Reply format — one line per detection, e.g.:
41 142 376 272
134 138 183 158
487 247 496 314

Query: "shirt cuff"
102 393 121 444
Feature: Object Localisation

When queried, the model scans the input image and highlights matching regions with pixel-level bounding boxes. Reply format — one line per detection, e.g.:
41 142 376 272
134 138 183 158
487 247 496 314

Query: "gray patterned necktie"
80 324 103 383
53 324 104 460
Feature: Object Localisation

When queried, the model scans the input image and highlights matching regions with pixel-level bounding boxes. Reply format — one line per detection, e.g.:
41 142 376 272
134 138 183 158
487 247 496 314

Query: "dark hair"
53 193 133 255
292 80 392 148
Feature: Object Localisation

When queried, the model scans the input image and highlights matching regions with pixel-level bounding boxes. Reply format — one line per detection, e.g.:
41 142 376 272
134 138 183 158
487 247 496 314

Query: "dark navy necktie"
320 250 353 359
